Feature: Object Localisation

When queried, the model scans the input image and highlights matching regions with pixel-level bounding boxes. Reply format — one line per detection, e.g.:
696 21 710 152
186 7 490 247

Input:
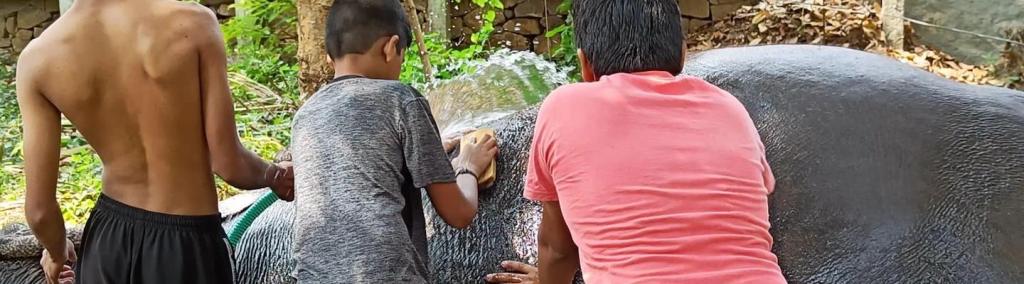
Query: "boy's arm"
193 10 292 198
16 51 68 264
538 201 579 283
524 98 578 282
400 95 495 228
426 176 479 229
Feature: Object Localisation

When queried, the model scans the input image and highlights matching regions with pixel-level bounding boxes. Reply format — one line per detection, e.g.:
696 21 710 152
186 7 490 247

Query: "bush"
0 55 103 225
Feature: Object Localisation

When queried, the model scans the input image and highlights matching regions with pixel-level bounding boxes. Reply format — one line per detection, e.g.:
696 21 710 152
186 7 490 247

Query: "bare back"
20 1 222 215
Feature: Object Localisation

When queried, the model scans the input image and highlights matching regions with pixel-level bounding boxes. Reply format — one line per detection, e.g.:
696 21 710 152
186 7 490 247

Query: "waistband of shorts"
95 194 223 230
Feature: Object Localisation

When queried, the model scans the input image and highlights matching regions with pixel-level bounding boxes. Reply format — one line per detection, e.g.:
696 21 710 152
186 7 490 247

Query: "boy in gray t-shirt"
289 0 498 283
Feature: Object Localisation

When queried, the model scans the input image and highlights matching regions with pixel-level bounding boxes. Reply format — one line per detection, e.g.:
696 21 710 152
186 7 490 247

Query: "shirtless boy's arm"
18 47 76 284
538 201 579 283
192 10 293 198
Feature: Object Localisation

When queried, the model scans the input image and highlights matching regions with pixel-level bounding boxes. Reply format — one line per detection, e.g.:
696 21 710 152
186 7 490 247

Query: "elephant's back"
687 44 1024 283
0 259 43 284
232 201 297 284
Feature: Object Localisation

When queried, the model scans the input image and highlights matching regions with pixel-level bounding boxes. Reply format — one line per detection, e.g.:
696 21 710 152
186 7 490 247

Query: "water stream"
420 49 572 137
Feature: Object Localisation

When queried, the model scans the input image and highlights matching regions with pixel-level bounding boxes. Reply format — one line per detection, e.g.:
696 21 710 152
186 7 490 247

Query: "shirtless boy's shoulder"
18 1 220 86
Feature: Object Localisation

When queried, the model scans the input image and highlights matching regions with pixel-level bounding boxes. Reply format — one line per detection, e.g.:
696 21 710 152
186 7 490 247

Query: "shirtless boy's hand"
40 238 76 284
453 134 498 179
267 162 295 201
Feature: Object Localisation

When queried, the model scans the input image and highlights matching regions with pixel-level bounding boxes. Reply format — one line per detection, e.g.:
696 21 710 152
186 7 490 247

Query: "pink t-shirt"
524 71 785 283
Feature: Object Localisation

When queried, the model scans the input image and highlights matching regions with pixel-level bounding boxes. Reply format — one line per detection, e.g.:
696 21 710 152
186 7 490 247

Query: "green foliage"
1 57 22 202
468 0 504 44
401 0 506 86
544 0 580 81
402 33 486 85
0 55 103 224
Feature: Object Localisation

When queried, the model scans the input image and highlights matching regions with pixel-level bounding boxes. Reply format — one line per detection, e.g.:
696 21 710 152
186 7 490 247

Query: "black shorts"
74 194 234 284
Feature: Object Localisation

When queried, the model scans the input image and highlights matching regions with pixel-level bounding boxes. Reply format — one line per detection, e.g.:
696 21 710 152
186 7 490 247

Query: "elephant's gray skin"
688 45 1024 283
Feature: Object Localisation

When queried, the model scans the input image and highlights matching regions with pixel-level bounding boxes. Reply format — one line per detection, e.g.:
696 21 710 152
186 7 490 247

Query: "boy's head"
325 0 412 80
572 0 685 81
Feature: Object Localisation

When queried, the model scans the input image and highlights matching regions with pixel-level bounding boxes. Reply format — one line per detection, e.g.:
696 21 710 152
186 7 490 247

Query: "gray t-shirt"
290 76 455 283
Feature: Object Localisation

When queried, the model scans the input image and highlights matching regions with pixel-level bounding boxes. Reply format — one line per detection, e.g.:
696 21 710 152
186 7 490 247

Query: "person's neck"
332 56 379 80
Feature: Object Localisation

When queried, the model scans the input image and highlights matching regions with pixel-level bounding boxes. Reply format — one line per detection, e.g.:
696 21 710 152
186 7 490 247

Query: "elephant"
2 45 1023 283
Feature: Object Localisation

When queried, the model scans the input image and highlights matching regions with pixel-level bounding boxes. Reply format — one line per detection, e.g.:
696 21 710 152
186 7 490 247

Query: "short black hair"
325 0 413 59
572 0 685 78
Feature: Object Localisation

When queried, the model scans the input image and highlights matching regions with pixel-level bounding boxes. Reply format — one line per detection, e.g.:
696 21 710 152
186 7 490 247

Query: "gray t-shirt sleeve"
400 93 457 188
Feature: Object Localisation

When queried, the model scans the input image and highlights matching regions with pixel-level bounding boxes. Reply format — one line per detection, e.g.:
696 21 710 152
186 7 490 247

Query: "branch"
402 0 434 80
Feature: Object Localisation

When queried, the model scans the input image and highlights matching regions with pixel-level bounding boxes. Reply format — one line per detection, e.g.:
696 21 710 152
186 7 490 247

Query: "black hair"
572 0 685 78
325 0 413 60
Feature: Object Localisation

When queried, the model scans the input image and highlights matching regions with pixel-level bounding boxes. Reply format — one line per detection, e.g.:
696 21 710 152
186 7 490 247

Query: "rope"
901 17 1024 47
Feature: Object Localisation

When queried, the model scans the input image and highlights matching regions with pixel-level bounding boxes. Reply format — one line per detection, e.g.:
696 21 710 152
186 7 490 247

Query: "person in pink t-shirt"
486 0 787 283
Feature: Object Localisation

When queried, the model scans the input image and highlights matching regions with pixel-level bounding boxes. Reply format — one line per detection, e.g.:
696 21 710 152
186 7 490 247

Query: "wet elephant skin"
686 45 1024 283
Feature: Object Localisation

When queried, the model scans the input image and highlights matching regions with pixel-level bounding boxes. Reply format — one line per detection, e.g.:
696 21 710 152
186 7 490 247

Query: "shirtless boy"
17 0 293 283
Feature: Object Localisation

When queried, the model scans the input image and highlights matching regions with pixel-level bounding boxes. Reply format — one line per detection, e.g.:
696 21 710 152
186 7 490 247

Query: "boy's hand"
267 162 295 201
453 133 498 178
442 129 474 154
40 238 76 284
485 261 539 283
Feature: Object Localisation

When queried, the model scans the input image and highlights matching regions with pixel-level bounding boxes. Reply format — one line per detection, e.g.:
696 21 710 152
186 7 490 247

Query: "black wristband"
456 168 478 180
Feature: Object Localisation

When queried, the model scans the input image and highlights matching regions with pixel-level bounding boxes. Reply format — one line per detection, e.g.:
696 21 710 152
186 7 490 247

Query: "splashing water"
420 49 572 137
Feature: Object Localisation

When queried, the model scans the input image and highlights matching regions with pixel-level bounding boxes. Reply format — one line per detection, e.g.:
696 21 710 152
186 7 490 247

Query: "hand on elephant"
40 238 76 284
442 128 474 154
453 133 499 179
268 161 295 202
485 261 539 284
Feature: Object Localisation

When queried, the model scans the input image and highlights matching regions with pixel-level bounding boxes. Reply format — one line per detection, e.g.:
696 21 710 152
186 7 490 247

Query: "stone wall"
0 0 60 56
680 0 758 34
0 0 234 57
448 0 756 54
907 0 1024 65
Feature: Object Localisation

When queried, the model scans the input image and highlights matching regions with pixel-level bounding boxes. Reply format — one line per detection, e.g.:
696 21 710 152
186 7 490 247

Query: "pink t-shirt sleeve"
524 101 558 202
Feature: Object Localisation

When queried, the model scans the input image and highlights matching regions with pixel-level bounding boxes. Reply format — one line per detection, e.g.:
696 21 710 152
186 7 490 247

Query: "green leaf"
545 25 569 37
557 0 572 13
485 10 496 22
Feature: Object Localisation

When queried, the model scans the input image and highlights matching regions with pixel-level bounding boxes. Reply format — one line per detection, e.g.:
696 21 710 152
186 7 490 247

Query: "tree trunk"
297 0 335 99
427 0 448 39
882 0 905 50
402 0 433 80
